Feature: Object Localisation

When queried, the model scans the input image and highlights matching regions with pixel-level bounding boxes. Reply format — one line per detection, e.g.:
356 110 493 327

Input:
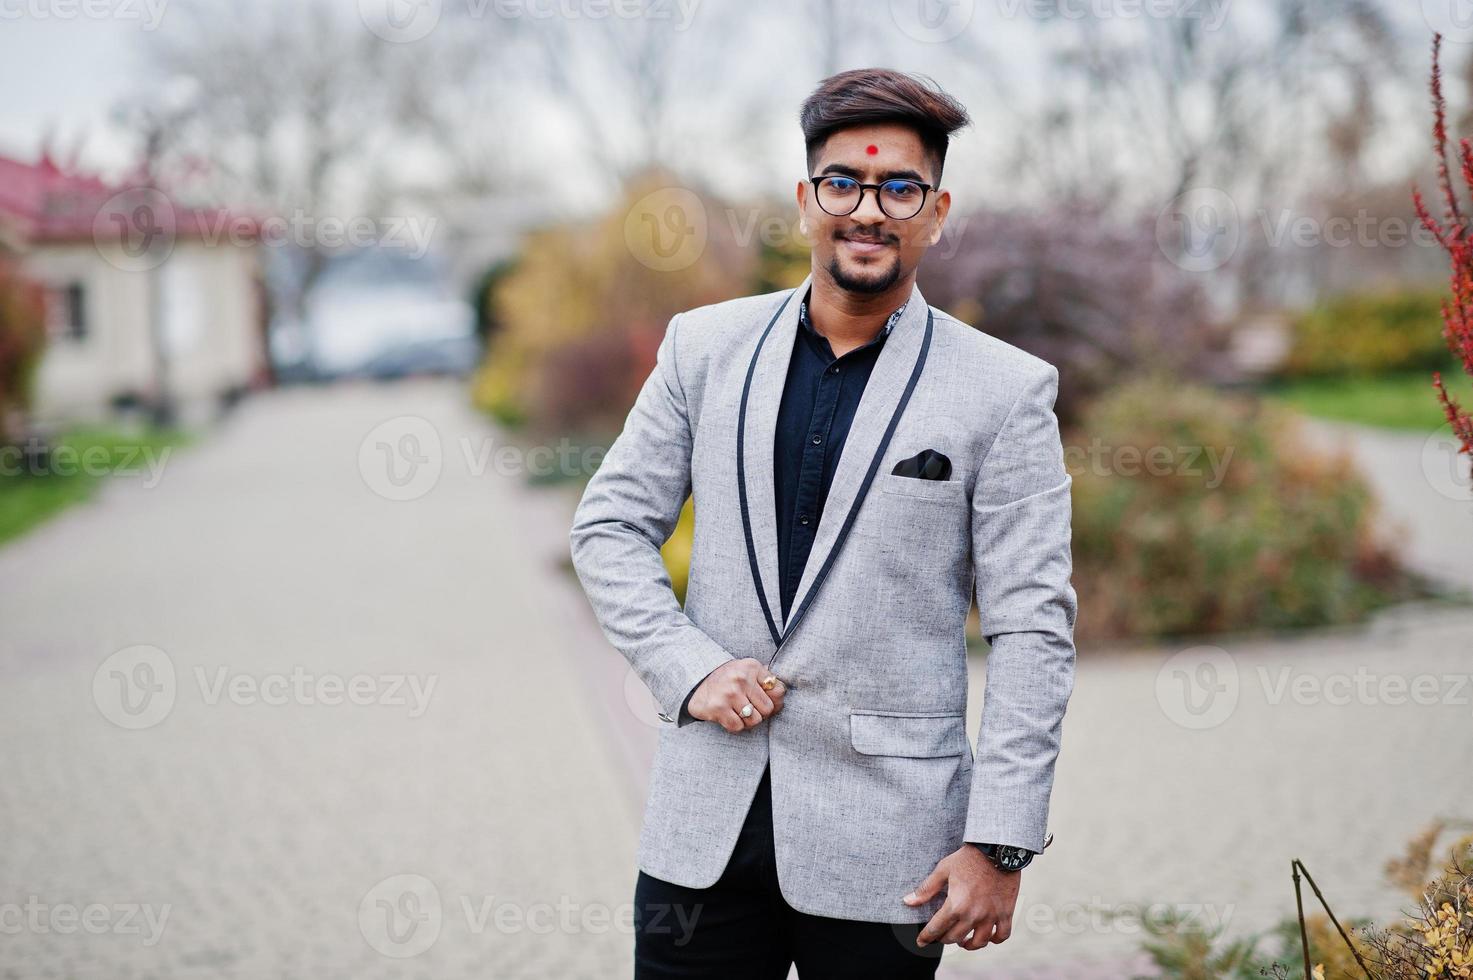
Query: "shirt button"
829 365 840 375
799 514 810 525
811 434 822 445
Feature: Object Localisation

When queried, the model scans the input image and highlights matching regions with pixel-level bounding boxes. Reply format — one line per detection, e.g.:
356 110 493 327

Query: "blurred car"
354 334 482 380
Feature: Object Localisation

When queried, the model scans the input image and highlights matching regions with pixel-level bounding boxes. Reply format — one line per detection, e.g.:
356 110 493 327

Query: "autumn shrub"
1280 289 1453 378
1068 376 1410 642
661 497 695 605
0 252 46 445
1359 821 1473 980
1138 824 1473 979
472 171 758 438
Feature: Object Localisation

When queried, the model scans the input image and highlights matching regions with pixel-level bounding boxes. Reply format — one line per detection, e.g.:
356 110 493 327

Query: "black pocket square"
891 449 952 481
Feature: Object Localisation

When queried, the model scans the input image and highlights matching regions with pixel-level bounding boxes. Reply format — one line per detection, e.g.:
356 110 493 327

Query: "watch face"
997 846 1031 871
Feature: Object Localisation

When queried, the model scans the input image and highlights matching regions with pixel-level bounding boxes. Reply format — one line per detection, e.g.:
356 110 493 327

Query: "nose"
852 186 887 222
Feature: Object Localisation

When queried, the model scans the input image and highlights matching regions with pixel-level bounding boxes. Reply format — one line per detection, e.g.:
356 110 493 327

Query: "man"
569 68 1077 978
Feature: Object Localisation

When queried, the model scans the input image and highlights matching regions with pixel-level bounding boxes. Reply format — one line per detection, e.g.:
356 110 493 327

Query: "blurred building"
0 152 267 427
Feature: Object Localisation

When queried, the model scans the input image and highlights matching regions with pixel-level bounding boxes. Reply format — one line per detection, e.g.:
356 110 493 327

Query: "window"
45 282 88 341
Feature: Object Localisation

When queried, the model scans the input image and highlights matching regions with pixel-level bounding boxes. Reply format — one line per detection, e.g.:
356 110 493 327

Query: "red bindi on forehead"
866 144 879 155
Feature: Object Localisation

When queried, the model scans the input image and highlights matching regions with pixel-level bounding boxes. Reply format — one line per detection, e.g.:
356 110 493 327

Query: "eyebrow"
816 162 930 183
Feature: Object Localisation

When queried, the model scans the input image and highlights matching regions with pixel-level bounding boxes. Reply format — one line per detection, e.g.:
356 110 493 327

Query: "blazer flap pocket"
849 710 968 758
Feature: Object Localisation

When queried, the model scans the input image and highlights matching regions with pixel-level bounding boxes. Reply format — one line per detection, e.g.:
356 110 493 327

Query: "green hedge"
1282 289 1452 378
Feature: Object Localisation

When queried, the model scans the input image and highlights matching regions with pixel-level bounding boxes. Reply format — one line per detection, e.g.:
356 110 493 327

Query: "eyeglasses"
809 174 933 220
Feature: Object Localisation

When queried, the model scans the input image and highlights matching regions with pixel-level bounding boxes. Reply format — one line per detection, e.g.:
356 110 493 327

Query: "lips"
840 235 891 255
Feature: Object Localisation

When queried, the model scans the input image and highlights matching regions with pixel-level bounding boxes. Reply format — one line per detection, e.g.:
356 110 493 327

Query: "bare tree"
986 0 1401 313
132 1 455 320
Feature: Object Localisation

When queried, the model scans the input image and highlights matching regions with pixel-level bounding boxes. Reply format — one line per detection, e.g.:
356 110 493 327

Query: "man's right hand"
687 658 786 733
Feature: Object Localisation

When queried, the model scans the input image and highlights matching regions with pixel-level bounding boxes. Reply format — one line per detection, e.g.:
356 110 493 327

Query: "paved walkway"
1299 417 1473 594
2 383 1470 978
944 600 1473 976
0 380 642 978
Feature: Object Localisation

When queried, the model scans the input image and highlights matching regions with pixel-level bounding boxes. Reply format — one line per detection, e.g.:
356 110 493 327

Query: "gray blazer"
569 272 1077 923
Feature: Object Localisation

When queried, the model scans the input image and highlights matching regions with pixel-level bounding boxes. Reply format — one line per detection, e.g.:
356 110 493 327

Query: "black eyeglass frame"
807 174 935 220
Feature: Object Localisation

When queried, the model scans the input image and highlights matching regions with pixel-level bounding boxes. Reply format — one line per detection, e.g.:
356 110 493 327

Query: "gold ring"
760 675 778 691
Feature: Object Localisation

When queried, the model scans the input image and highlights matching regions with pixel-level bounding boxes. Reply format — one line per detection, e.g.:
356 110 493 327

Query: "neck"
806 267 915 356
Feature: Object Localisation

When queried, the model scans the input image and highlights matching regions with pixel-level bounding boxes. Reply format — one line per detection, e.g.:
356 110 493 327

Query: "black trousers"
633 763 944 979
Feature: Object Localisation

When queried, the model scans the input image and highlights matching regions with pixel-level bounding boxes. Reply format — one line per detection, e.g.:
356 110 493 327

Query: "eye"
824 176 859 192
881 180 919 198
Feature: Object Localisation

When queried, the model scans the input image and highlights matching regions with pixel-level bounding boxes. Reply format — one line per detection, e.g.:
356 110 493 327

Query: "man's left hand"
902 845 1021 950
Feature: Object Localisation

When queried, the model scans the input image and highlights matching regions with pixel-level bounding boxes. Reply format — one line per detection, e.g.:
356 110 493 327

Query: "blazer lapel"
780 280 933 642
736 274 935 653
737 275 808 648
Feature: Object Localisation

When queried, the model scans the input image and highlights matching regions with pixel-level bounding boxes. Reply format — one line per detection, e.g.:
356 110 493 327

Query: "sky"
0 1 1451 212
0 8 151 174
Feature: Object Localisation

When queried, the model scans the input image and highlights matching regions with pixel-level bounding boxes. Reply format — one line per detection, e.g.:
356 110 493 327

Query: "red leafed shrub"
1413 33 1473 459
0 251 46 445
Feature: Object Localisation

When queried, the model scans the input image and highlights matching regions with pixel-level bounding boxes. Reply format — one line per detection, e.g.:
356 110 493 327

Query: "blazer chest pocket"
861 474 970 563
850 709 968 758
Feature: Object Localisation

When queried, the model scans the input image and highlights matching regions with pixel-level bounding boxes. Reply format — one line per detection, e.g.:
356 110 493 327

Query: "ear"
796 179 811 236
927 189 952 247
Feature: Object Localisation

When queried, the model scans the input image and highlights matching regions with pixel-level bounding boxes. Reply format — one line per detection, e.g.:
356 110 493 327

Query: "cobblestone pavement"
3 381 1471 979
0 380 643 979
940 601 1473 977
1299 418 1473 593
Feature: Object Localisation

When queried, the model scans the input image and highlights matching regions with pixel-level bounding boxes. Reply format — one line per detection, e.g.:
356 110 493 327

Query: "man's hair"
799 69 971 185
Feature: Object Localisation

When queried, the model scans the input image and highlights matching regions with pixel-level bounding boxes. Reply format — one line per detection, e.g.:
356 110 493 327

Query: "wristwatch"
969 833 1053 873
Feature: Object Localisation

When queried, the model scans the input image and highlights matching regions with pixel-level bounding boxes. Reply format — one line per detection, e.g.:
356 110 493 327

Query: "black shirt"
679 286 908 719
772 288 908 622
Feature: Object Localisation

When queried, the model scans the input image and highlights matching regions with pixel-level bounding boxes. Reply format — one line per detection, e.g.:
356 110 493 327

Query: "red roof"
0 153 259 246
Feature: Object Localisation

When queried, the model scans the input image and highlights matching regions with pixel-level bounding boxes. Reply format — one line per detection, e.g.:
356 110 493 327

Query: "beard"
827 249 903 295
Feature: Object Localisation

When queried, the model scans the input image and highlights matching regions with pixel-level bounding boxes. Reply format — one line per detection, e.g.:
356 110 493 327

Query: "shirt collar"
798 286 908 342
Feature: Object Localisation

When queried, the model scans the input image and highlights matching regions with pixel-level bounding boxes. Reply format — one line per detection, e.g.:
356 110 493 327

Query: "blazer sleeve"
569 312 734 727
964 364 1078 853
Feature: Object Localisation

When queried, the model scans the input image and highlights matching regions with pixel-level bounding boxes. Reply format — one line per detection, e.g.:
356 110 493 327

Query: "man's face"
797 122 952 296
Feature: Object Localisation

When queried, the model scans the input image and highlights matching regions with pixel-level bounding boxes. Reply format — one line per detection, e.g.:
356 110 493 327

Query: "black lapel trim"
774 308 934 655
737 297 935 655
737 288 799 648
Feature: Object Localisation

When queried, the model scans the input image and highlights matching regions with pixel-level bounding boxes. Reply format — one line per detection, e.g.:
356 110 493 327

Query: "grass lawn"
1260 365 1473 432
0 426 191 547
